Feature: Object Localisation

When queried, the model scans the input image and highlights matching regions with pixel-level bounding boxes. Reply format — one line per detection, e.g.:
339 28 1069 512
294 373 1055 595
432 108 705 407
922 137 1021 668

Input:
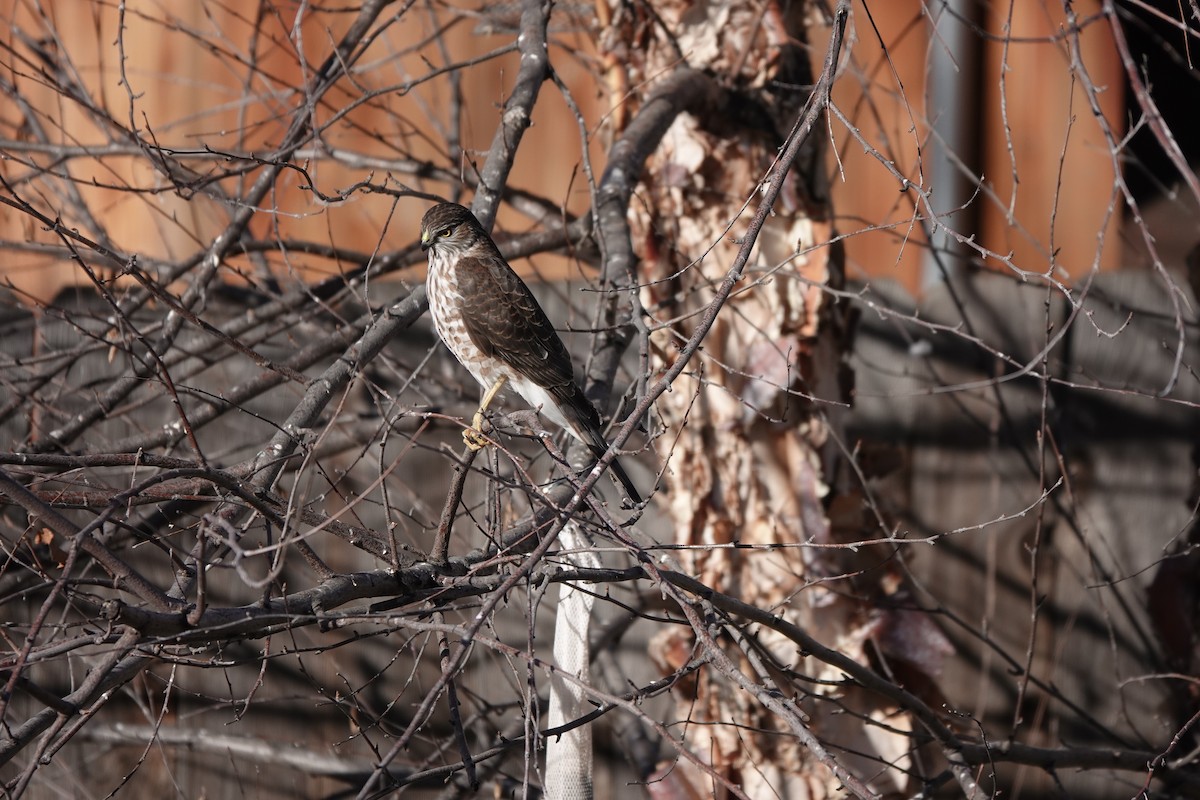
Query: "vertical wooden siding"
1 1 1126 302
829 0 1123 296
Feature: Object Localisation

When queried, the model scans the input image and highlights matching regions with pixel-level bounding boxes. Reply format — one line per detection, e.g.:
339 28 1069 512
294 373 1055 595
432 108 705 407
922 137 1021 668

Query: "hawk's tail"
598 445 642 506
556 388 642 505
575 419 642 506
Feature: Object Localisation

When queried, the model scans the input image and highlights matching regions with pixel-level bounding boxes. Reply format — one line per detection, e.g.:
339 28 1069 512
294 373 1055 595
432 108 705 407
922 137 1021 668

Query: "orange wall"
0 1 606 301
829 0 1123 295
978 1 1124 278
1 1 1126 302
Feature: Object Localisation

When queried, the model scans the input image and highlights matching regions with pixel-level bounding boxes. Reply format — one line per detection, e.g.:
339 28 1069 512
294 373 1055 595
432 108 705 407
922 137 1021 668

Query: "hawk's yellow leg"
464 375 508 451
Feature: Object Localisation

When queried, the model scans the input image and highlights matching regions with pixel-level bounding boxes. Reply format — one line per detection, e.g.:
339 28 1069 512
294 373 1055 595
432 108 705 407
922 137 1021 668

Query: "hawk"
419 202 641 504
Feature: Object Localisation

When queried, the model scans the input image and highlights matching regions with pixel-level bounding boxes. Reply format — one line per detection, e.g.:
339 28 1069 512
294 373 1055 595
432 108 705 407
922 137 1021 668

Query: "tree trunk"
600 2 930 796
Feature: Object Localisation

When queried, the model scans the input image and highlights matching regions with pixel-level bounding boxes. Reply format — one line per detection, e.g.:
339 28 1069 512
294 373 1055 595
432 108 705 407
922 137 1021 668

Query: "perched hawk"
419 202 641 504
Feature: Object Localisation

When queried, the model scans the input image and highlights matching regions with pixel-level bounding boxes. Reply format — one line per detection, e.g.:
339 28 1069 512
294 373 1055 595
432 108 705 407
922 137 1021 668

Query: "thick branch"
470 0 551 231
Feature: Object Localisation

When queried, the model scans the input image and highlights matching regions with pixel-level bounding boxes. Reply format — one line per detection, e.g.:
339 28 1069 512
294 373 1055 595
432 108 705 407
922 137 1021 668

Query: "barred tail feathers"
564 400 642 505
517 377 642 504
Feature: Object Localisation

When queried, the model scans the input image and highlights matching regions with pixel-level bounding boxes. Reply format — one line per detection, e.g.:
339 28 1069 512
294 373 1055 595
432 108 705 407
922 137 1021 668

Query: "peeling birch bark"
599 2 920 796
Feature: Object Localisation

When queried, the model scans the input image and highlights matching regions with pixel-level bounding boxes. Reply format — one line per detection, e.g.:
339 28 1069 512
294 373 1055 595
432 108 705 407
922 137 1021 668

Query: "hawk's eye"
438 226 453 238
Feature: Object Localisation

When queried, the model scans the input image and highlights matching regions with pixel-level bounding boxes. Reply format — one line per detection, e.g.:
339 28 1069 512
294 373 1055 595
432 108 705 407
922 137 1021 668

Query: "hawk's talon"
462 382 502 452
462 426 489 451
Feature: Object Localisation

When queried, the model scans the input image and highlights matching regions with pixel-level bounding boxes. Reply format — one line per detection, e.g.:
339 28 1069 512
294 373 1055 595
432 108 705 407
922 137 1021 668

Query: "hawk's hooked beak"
419 230 432 251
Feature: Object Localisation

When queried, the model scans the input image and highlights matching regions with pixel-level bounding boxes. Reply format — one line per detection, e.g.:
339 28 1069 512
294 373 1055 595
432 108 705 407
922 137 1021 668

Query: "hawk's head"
420 202 483 256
